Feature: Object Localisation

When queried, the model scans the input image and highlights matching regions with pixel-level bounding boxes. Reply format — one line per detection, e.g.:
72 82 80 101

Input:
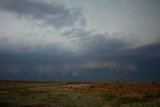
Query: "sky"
0 0 160 81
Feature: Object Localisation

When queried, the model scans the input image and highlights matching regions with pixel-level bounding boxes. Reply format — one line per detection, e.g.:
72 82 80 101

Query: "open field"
0 80 160 107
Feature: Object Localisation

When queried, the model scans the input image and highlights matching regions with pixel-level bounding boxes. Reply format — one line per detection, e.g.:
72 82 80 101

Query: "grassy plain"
0 80 160 107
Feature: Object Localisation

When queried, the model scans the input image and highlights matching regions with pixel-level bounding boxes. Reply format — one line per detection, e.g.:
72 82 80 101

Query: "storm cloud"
0 0 86 28
0 0 160 81
0 41 159 81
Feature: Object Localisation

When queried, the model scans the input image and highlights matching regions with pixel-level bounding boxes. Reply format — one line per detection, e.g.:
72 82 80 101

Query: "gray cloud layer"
0 0 86 28
0 0 159 81
0 41 159 81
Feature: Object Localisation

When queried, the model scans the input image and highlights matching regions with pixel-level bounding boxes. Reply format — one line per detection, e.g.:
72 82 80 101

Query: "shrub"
116 96 143 104
101 93 116 101
143 92 160 98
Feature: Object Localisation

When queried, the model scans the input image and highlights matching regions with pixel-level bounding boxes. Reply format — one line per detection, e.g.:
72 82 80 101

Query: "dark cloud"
81 33 128 54
0 0 159 81
0 21 159 81
0 41 160 81
61 28 129 55
0 0 86 28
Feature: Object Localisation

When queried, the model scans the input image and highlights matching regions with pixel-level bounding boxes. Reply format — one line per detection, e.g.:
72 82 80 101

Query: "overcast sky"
0 0 160 81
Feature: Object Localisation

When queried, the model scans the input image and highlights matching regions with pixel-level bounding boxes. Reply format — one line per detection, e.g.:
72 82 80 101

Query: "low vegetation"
0 80 160 107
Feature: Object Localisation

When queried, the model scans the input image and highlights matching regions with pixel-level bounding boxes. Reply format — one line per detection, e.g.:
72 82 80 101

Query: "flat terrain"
0 81 160 107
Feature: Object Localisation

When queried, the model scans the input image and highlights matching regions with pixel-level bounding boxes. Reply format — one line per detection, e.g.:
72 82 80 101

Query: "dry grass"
0 80 160 107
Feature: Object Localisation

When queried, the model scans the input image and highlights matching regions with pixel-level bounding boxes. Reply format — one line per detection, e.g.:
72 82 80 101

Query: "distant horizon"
0 79 160 84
